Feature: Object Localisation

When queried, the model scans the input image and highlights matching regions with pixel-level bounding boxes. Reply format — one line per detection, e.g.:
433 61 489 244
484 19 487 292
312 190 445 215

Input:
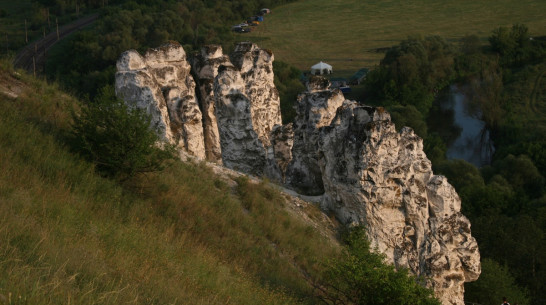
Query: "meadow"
244 0 546 76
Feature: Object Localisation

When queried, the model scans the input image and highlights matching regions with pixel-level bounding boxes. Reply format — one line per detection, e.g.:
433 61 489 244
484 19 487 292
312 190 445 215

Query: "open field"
243 0 546 77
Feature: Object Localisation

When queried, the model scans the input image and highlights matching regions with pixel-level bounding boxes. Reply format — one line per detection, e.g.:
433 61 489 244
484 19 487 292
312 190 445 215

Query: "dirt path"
13 14 99 74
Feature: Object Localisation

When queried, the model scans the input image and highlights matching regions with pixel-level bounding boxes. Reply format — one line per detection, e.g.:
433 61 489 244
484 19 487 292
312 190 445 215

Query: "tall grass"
0 64 338 304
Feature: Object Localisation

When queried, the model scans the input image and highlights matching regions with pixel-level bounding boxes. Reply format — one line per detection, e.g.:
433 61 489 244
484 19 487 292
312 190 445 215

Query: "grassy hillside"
0 62 339 304
244 0 546 76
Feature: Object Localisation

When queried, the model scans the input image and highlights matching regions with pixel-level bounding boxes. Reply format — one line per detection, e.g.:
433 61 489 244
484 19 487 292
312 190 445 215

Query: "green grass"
0 62 339 304
243 0 546 77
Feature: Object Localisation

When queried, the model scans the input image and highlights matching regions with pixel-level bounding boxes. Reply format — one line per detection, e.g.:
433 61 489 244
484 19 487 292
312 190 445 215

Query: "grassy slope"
0 63 338 304
244 0 546 77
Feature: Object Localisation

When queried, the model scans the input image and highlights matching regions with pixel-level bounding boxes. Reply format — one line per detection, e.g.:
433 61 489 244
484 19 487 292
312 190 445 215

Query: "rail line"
13 14 99 74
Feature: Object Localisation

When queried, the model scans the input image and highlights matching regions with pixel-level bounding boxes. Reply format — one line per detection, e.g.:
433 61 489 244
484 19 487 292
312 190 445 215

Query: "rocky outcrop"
270 123 294 181
214 64 267 174
114 43 479 305
318 102 480 305
191 45 231 163
115 42 205 159
213 42 283 177
286 76 345 194
230 42 282 146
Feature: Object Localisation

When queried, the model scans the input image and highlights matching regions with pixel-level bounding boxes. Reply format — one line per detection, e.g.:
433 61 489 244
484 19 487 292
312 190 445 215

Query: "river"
441 85 495 167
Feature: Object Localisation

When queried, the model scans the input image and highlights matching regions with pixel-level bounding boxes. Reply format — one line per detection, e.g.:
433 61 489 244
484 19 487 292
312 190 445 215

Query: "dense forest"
2 0 545 305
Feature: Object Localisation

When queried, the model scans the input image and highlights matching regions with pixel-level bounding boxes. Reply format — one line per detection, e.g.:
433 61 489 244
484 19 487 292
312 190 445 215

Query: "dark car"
232 26 251 33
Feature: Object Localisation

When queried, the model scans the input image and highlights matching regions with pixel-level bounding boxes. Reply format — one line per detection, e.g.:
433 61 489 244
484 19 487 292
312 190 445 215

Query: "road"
13 14 99 74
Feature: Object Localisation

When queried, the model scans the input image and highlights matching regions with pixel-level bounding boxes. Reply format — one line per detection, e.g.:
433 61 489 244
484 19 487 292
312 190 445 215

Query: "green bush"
316 227 441 305
70 86 175 180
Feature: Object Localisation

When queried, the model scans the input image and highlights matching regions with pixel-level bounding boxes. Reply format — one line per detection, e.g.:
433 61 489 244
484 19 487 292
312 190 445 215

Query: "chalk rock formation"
318 101 481 305
230 42 282 146
214 64 268 173
286 76 345 194
115 43 480 305
270 123 294 181
213 42 283 177
115 42 205 159
192 45 231 163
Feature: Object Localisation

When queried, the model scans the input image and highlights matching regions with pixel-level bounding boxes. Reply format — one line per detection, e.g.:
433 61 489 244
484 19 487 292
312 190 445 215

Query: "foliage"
465 258 530 305
489 24 546 67
274 60 304 123
389 104 428 137
316 227 440 305
70 86 174 180
365 36 455 116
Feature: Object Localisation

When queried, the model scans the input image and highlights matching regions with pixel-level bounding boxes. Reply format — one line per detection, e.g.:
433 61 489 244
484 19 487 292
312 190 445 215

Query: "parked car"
232 26 251 33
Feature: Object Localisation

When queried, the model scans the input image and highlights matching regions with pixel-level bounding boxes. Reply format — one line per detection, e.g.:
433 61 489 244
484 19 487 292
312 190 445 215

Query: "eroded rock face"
192 45 231 163
318 101 481 305
270 123 294 181
230 42 282 147
115 42 205 159
115 42 479 305
213 42 283 177
214 64 267 174
286 76 345 194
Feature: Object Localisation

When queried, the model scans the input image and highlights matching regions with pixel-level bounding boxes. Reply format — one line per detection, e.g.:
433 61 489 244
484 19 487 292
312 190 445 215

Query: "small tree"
71 86 175 180
316 227 441 305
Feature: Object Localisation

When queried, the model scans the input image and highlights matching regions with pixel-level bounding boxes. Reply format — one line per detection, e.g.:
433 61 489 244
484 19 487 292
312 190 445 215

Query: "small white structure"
310 61 332 75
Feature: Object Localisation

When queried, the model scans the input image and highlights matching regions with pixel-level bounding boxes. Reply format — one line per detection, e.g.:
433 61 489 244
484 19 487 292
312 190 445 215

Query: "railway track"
13 13 99 74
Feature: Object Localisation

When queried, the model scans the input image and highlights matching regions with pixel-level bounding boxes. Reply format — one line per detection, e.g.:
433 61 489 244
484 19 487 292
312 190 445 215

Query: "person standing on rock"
501 296 510 305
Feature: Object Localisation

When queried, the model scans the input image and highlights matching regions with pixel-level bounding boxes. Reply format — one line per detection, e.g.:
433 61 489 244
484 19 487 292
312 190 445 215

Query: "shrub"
70 86 175 180
316 227 441 305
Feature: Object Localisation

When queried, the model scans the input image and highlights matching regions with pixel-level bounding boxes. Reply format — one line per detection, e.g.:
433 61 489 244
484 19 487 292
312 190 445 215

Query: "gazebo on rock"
310 61 332 75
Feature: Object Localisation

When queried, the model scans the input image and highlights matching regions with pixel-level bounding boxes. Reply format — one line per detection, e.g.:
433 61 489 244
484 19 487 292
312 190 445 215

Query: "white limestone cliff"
285 76 345 194
213 63 268 174
230 42 282 146
318 101 481 305
114 43 480 305
213 42 284 178
191 45 231 163
115 42 205 159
